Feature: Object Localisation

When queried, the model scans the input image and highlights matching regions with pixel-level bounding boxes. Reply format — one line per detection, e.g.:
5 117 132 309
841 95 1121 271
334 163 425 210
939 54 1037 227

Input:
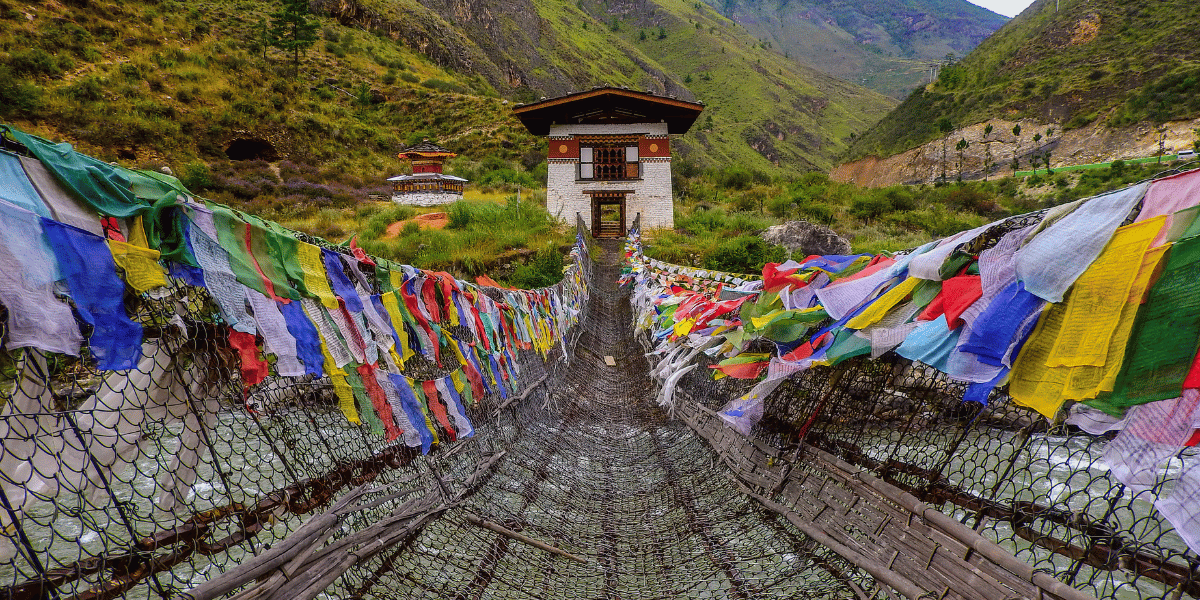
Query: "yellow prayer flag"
297 242 339 309
323 346 360 424
1010 220 1170 418
380 292 415 364
1065 244 1169 397
108 240 168 293
127 215 150 247
1009 303 1071 418
1045 216 1165 368
673 317 696 338
845 277 920 330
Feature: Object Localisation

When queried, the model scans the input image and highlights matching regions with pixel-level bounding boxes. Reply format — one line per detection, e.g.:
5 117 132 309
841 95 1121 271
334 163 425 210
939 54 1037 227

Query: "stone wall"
392 192 462 207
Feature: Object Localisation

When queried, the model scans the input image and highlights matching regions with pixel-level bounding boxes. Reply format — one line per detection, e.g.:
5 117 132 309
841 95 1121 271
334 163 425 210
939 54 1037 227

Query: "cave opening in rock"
225 138 278 161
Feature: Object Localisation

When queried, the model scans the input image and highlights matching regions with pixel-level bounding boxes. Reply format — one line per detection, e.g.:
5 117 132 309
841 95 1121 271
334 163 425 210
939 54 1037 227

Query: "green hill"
846 0 1200 161
0 0 527 171
0 0 895 182
707 0 1009 98
312 0 897 172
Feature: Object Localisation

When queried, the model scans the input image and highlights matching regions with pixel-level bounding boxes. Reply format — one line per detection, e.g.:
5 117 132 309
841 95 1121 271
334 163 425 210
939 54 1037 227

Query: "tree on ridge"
267 0 320 75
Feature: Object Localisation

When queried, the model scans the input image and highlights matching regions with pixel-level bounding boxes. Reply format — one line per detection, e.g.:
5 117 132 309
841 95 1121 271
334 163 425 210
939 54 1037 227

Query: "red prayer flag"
941 275 983 330
229 330 269 388
421 380 458 441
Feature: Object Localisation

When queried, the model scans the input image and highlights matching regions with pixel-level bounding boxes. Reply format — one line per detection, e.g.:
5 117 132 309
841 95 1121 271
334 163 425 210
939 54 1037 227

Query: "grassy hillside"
709 0 1008 98
1 0 895 187
0 0 535 170
846 0 1200 161
602 0 897 172
311 0 897 172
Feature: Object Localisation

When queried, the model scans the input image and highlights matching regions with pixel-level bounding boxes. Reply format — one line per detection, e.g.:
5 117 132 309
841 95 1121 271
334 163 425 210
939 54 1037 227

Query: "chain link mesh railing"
10 159 1198 600
0 196 591 600
626 208 1200 600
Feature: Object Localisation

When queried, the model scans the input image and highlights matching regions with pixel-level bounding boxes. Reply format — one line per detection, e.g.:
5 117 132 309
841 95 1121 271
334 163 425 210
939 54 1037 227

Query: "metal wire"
336 239 866 600
10 209 1195 600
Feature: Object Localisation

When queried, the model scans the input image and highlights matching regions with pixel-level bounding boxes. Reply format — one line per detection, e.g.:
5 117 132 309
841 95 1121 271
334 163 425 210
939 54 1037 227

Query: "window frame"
579 143 640 181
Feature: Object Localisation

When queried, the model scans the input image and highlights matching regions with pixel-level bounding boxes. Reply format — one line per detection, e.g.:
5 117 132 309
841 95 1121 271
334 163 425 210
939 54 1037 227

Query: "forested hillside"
846 0 1200 161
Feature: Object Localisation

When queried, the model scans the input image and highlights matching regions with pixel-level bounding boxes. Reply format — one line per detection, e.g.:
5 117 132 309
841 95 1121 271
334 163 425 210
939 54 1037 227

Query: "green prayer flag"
210 204 298 300
1090 237 1200 414
912 279 942 310
2 125 150 217
347 372 385 436
1179 207 1200 241
824 328 872 365
250 214 303 300
146 193 199 267
126 168 191 201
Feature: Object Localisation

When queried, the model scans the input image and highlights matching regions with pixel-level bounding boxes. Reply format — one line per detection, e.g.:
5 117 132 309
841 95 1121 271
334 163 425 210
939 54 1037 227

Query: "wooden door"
591 194 625 238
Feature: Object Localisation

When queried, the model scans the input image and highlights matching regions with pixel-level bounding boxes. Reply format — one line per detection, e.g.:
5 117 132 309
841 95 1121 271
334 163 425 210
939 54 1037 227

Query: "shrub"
849 194 893 221
0 66 41 115
943 186 999 215
447 201 474 228
180 161 215 192
716 166 754 190
703 235 785 274
9 48 70 78
118 62 143 81
63 75 104 101
796 201 835 225
508 245 565 288
766 194 793 218
880 187 918 211
1065 111 1096 130
476 167 538 190
732 189 765 212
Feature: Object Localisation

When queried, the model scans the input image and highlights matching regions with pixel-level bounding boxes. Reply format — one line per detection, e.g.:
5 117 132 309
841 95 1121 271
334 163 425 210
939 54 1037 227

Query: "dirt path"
383 212 448 238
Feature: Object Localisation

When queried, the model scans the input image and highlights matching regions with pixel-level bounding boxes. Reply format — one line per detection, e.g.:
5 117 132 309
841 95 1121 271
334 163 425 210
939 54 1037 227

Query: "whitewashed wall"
546 123 674 232
392 192 462 207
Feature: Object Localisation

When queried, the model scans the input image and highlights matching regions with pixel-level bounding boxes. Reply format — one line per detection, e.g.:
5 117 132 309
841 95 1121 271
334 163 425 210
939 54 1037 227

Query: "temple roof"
398 140 456 159
513 87 705 136
387 173 468 182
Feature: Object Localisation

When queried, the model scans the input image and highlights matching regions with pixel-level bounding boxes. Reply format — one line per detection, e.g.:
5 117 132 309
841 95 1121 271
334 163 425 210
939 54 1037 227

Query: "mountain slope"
0 0 529 172
315 0 897 172
708 0 1008 98
0 0 895 177
846 0 1200 161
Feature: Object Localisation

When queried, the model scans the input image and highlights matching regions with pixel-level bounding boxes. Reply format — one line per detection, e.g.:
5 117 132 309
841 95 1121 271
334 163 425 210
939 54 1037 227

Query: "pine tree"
267 0 320 75
1011 124 1022 172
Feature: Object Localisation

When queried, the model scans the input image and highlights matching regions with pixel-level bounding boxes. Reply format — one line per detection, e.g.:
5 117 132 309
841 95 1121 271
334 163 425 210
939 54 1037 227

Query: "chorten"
388 140 467 206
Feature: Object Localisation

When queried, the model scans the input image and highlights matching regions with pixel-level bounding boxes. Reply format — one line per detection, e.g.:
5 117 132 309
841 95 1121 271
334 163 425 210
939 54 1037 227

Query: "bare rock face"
760 220 851 256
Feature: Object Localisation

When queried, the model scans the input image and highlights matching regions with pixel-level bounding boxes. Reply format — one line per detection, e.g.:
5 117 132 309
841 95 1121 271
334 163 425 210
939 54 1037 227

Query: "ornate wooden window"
580 144 639 180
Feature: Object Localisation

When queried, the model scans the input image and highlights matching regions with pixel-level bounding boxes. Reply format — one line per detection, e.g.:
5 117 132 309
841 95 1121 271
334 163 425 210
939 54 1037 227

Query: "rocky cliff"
834 117 1200 187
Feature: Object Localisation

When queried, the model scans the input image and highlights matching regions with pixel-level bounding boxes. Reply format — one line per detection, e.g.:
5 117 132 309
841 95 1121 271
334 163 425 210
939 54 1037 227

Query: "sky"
967 0 1035 18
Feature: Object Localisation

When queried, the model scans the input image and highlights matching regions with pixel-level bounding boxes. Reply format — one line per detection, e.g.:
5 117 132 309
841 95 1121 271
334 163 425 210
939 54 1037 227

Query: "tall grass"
649 163 1163 270
357 196 571 284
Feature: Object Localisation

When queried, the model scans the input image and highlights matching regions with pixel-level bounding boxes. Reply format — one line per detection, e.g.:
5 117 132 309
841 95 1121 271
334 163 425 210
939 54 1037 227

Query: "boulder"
760 220 851 256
